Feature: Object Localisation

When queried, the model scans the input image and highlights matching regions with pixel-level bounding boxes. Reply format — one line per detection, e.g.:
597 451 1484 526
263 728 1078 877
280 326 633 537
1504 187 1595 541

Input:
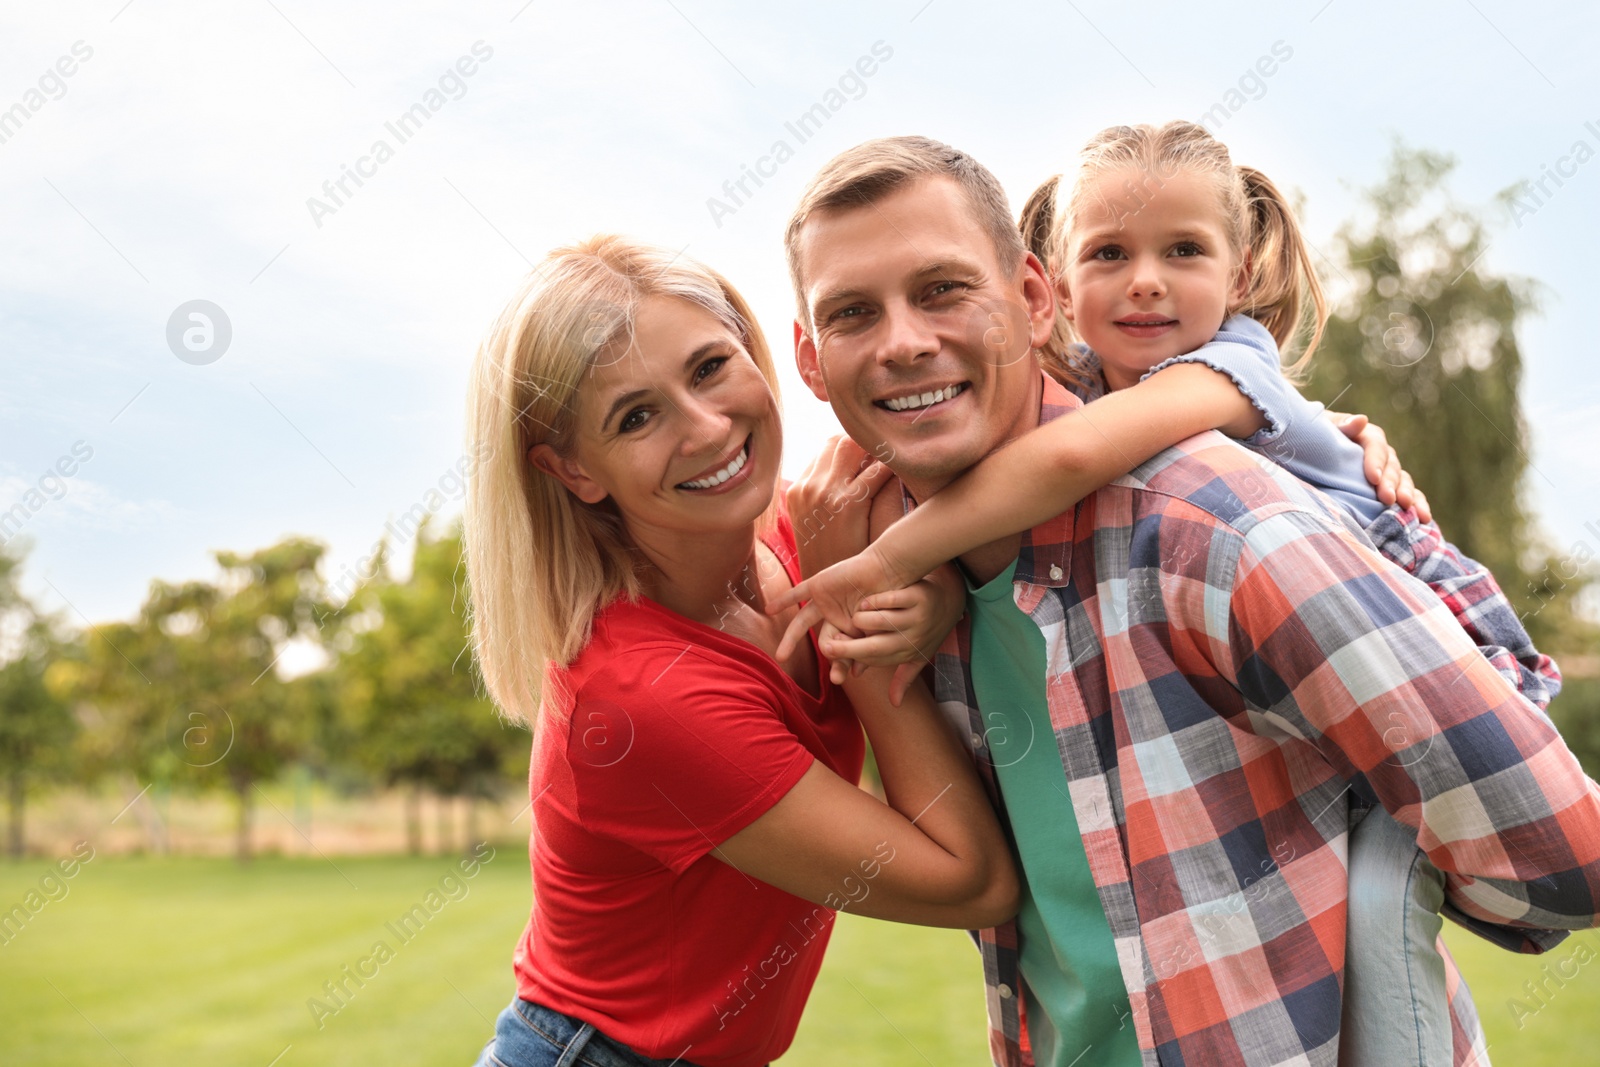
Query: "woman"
462 235 1019 1067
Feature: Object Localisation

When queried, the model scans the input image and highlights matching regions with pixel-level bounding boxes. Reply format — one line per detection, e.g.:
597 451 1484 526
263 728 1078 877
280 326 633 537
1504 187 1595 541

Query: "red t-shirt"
514 512 865 1067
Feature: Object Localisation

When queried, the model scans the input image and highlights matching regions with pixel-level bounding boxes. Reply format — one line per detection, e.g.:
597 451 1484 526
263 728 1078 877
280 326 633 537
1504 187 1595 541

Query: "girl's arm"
770 361 1263 658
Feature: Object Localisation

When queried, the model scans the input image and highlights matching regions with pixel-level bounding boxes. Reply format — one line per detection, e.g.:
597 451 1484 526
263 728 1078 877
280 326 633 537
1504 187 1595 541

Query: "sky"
3 0 1598 661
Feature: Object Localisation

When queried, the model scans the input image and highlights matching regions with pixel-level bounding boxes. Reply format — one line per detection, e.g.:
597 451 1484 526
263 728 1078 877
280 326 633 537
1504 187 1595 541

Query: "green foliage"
50 538 337 860
1303 142 1597 655
331 517 527 844
0 540 78 857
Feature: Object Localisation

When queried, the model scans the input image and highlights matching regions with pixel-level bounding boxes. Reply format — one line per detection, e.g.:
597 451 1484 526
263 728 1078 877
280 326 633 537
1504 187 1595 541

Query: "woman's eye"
695 355 728 382
618 408 649 433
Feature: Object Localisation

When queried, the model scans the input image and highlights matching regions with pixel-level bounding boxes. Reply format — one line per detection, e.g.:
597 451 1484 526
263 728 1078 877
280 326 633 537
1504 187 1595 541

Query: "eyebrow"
1079 226 1215 247
600 340 726 431
811 259 984 315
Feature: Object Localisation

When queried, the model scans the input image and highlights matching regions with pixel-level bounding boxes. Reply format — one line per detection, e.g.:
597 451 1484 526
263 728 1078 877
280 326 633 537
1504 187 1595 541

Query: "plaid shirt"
933 373 1600 1066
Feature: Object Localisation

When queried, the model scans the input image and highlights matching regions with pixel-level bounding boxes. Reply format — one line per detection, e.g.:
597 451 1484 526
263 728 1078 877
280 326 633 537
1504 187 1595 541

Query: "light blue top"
1076 314 1386 525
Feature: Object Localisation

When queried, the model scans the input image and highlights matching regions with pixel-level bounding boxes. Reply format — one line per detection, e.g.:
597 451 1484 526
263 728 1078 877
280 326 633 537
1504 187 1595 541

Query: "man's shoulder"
1106 430 1360 541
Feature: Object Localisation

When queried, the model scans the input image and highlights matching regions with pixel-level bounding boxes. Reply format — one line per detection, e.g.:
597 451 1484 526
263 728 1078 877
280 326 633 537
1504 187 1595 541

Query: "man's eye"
929 280 963 297
619 408 649 433
832 306 866 322
695 356 728 382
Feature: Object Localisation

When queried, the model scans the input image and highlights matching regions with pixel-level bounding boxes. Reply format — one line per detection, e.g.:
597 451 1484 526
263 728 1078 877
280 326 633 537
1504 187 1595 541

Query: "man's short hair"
784 136 1027 328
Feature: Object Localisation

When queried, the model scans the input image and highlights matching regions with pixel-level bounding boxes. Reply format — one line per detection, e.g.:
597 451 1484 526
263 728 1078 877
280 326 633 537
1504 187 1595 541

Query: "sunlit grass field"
2 855 1594 1065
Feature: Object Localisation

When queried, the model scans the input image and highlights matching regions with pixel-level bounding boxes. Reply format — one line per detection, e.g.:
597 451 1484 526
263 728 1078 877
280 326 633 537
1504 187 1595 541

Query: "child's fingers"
1411 488 1433 525
856 587 921 613
820 630 925 666
889 662 922 707
850 607 918 635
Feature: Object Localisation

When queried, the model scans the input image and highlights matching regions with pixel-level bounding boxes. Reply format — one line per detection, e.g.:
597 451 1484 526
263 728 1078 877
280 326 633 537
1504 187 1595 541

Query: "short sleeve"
565 643 816 873
1142 315 1297 445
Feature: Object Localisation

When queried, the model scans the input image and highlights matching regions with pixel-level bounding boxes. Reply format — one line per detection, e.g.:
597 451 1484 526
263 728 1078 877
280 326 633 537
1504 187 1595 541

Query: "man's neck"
901 370 1044 587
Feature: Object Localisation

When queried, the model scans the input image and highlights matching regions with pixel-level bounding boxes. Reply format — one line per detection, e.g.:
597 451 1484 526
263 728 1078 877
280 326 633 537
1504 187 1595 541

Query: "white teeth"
884 384 964 412
679 440 749 490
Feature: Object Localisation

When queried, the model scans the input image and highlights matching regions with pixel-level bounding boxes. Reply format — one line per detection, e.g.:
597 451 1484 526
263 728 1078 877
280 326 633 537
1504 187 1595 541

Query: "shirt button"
971 733 983 747
998 983 1014 999
1049 564 1063 580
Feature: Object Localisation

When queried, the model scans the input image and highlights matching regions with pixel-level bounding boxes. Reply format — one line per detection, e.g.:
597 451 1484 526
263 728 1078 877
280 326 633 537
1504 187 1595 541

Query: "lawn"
1 855 1594 1065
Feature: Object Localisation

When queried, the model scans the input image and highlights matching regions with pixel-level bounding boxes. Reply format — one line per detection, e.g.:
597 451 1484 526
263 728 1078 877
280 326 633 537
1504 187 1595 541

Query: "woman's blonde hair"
1020 121 1328 387
462 235 781 727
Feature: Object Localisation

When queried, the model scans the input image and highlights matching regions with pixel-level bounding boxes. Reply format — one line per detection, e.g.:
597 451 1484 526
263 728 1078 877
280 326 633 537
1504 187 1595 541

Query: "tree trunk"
404 785 422 856
6 773 23 860
118 773 166 853
234 779 253 864
436 793 454 856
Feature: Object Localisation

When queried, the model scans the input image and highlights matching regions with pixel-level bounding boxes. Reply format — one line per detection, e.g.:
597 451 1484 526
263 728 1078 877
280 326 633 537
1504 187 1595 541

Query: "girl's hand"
820 562 966 706
1331 411 1432 523
787 436 896 582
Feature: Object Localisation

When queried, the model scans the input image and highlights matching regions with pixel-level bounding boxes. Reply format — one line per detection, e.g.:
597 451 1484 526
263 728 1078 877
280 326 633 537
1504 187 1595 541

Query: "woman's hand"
1330 411 1432 523
787 435 896 582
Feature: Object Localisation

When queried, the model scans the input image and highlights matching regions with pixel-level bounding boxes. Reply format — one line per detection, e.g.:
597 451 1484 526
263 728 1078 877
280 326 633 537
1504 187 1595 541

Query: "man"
781 136 1600 1066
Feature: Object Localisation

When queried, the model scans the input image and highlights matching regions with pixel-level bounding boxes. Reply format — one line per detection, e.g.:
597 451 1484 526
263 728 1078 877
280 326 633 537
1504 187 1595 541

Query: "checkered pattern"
936 373 1600 1067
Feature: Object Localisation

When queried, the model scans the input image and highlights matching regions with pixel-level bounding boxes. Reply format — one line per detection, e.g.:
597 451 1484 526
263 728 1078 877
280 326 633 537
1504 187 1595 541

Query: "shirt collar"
1012 371 1082 591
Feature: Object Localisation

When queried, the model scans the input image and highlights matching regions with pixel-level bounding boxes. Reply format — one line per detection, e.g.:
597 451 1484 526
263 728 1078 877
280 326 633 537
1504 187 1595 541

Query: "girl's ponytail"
1019 174 1060 265
1018 174 1104 398
1236 165 1327 378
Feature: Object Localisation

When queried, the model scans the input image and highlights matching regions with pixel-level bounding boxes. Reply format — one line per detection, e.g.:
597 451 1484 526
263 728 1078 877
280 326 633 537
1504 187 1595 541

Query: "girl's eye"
618 408 649 433
695 355 728 382
1172 241 1203 257
1090 246 1126 261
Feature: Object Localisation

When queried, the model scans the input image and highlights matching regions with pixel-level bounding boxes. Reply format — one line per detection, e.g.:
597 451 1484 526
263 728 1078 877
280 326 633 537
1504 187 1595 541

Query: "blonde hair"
462 236 781 727
785 135 1027 327
1022 121 1328 385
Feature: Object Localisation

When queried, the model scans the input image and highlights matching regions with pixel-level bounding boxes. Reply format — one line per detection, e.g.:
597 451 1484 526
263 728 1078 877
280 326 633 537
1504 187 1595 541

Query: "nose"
873 299 939 368
1127 253 1166 300
677 393 734 456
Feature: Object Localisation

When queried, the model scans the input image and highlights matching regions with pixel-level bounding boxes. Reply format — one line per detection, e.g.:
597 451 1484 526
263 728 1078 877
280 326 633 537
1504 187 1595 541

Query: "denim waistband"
495 998 703 1067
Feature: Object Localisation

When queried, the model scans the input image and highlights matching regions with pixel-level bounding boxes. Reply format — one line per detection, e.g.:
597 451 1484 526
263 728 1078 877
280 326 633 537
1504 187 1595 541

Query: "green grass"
1 855 1594 1065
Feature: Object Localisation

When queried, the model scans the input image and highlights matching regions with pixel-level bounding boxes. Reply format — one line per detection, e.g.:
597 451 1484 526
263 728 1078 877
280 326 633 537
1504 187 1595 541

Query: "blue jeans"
1341 805 1453 1065
471 998 703 1067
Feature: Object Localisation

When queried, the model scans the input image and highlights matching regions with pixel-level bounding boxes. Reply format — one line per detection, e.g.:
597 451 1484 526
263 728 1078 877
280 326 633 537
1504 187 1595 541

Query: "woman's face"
534 295 781 538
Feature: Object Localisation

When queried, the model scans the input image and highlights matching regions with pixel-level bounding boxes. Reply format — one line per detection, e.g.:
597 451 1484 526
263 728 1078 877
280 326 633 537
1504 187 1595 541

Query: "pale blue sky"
3 0 1598 646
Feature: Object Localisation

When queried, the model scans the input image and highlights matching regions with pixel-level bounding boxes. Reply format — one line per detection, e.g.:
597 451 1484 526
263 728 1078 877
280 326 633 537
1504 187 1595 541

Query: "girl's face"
531 295 780 539
1060 166 1250 391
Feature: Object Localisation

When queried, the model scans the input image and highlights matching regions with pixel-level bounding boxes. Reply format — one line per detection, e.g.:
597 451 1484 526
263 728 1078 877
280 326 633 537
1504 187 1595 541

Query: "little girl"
776 121 1562 1065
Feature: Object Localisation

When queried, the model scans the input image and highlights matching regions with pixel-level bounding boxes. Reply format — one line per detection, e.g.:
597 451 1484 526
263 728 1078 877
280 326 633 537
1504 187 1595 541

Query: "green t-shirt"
967 559 1140 1067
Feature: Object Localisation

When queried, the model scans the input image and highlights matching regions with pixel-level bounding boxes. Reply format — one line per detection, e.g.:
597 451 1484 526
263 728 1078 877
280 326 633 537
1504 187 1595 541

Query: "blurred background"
2 1 1597 1063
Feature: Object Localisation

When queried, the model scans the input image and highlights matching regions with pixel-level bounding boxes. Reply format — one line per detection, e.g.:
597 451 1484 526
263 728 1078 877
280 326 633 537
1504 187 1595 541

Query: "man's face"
793 176 1054 496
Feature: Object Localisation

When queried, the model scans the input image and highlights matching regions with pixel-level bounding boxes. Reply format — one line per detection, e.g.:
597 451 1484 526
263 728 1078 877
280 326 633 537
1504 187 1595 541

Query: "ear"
1055 273 1076 323
1019 252 1056 350
1228 250 1252 309
794 320 830 402
529 443 608 505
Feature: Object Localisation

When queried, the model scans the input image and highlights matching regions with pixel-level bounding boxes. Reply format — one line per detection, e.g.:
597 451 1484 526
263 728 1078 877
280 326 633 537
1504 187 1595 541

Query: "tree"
0 540 78 858
333 516 527 854
55 538 334 861
1305 141 1599 768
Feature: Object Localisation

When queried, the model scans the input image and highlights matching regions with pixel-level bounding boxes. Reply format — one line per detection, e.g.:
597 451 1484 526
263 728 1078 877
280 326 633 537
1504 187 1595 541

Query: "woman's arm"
716 666 1019 929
